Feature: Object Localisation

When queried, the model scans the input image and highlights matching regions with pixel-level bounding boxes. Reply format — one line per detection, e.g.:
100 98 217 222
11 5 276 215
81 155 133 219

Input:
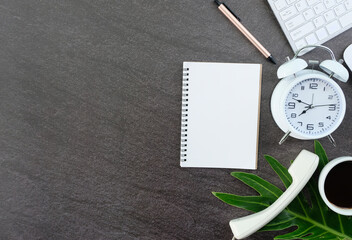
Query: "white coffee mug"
318 156 352 216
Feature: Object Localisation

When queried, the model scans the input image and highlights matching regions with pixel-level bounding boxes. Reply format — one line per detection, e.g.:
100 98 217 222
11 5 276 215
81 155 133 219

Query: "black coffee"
324 161 352 208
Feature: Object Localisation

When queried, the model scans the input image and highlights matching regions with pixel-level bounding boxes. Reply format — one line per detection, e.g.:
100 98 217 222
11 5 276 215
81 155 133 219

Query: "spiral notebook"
180 62 262 169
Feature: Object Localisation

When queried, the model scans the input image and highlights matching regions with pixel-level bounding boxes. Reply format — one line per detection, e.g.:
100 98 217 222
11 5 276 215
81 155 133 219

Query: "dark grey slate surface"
0 0 352 239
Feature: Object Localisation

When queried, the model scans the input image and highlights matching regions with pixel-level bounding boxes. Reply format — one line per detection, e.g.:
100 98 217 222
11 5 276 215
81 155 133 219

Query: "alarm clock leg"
327 135 337 147
279 131 291 145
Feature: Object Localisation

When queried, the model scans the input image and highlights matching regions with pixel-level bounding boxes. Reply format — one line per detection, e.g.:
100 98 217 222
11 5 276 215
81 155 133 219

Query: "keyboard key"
334 4 346 16
345 0 352 10
326 20 341 34
303 9 315 20
275 0 287 10
280 6 298 20
314 3 326 14
296 0 308 11
314 16 326 27
324 0 336 8
286 14 305 30
295 38 307 49
307 0 320 5
324 10 336 22
316 27 329 40
306 33 318 44
339 11 352 27
290 22 315 40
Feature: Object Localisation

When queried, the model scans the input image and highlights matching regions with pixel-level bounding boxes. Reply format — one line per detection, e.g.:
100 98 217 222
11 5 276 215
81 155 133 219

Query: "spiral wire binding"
180 67 189 162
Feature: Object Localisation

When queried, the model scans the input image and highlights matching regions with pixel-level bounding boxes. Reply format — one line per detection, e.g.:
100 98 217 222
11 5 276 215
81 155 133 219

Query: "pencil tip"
214 0 222 6
268 55 277 65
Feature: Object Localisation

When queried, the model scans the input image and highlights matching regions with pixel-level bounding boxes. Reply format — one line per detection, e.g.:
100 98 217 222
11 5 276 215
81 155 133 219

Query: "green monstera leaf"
213 141 352 239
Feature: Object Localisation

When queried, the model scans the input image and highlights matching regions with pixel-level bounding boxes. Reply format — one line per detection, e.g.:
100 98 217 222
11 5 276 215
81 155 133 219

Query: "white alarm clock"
271 45 349 146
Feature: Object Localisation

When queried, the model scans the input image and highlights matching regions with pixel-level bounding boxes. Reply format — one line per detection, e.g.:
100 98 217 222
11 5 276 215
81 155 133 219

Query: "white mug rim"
318 156 352 216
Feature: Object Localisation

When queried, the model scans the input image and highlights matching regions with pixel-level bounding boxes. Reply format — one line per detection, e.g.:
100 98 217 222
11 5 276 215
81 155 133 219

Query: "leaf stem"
338 214 345 234
309 182 327 226
286 210 352 240
296 194 309 217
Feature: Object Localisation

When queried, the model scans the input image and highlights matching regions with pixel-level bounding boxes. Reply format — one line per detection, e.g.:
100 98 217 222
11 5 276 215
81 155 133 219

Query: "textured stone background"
0 0 351 239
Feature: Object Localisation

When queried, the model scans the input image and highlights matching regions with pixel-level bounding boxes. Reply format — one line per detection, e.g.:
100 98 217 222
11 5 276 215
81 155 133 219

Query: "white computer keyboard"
268 0 352 54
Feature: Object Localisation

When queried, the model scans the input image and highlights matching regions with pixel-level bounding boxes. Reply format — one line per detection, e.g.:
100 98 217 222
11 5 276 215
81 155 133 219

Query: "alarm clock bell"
277 58 307 79
319 59 349 83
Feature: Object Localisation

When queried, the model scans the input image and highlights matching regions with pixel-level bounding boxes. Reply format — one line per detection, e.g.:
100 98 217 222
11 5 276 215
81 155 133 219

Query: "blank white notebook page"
180 62 262 169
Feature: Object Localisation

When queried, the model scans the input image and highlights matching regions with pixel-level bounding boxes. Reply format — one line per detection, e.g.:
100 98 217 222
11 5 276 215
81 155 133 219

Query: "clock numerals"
307 124 314 130
319 122 324 128
292 93 299 98
309 83 318 89
327 116 332 120
291 113 297 118
329 105 336 111
287 102 295 109
328 95 333 100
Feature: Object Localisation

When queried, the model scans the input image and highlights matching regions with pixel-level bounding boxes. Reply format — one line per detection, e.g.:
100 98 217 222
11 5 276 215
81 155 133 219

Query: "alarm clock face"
284 77 345 139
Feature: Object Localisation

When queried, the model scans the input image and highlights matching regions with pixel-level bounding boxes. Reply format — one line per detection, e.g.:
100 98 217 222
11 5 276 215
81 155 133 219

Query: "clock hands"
298 109 308 116
309 104 336 109
299 103 336 116
292 98 310 105
305 103 336 110
296 94 315 116
299 105 313 116
292 90 338 120
294 93 336 116
293 94 315 107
